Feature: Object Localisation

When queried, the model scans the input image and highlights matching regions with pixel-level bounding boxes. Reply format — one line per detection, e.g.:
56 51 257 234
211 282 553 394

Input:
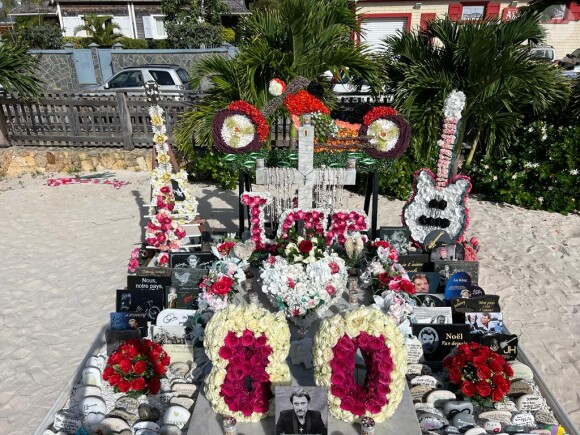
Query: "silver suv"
97 64 190 92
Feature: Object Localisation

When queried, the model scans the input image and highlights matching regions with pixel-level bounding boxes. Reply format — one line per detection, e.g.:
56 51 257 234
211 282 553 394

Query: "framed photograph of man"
275 386 328 435
429 243 465 262
379 226 411 255
407 271 441 294
413 307 452 324
465 312 504 335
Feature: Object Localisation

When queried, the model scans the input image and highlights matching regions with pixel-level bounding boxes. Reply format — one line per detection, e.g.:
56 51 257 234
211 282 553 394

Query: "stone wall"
34 50 79 91
0 148 153 177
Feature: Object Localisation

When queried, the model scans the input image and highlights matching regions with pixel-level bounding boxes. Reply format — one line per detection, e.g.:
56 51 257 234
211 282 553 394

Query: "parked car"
95 64 191 92
529 45 557 62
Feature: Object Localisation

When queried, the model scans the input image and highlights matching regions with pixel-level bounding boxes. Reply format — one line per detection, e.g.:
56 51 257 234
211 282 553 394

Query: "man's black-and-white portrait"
275 387 328 435
379 227 410 255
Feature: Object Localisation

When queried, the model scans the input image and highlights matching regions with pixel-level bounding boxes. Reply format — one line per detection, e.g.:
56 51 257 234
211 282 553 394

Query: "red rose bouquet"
443 342 513 404
103 338 170 397
198 259 246 311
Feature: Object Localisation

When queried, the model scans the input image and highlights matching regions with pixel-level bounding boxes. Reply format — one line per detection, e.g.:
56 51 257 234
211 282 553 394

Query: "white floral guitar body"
402 169 471 244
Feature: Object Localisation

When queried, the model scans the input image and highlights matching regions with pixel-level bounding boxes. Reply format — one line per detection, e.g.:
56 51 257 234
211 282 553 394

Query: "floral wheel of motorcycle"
204 305 291 422
212 109 264 154
359 114 411 159
313 307 407 423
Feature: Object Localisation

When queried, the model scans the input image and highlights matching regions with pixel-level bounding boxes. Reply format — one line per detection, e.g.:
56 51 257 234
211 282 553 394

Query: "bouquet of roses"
443 342 513 404
198 260 246 311
362 239 414 296
276 226 326 265
102 338 170 397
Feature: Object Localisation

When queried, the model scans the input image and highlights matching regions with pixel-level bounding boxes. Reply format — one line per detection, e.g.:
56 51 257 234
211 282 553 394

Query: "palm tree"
0 40 43 99
176 0 380 153
74 14 122 47
381 13 570 168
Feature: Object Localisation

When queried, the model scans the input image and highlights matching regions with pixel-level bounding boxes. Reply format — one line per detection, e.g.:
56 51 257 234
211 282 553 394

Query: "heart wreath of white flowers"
313 307 408 423
203 305 291 422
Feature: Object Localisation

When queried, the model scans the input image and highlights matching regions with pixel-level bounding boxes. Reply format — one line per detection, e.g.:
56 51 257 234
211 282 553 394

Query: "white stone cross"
255 124 357 209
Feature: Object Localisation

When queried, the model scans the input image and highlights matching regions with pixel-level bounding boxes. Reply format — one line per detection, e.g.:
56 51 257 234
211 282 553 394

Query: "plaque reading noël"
412 324 470 362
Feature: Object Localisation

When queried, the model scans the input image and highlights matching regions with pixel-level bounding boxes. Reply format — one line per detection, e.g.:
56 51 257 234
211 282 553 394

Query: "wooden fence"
0 91 395 149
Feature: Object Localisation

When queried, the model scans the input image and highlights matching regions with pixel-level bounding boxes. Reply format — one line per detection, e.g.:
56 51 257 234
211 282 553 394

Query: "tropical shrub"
74 14 123 47
165 19 223 49
116 37 148 49
467 121 579 214
222 27 235 44
18 24 63 49
0 40 42 99
62 36 92 48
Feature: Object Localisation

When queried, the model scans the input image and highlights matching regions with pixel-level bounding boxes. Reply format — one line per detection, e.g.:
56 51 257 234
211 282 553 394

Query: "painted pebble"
509 361 534 381
406 363 432 377
53 410 81 433
109 408 139 426
405 338 424 364
410 375 439 389
132 421 160 433
410 384 432 402
534 411 558 425
418 412 449 431
169 362 190 378
451 412 476 430
425 389 456 404
115 396 139 414
84 412 105 427
160 425 182 435
170 396 195 411
479 410 513 425
414 403 445 417
81 367 102 387
483 421 503 433
162 406 190 430
511 412 535 427
464 428 487 435
91 417 131 434
508 380 534 397
171 382 197 397
516 394 543 412
494 400 518 412
79 396 106 417
74 385 101 401
441 400 473 416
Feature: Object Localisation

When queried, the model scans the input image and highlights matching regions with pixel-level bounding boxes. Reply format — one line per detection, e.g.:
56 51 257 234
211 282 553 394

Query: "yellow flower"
154 133 168 144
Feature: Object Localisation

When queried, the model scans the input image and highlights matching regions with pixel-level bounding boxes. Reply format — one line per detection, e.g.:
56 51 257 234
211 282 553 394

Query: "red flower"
102 366 114 380
131 377 146 392
460 381 475 397
119 358 133 374
108 352 123 365
210 276 234 295
475 380 491 397
329 262 339 274
477 365 492 380
503 363 514 378
148 377 161 395
378 272 391 287
400 279 415 294
298 240 313 253
491 388 504 402
448 367 462 384
108 373 121 386
227 100 269 142
118 380 131 393
153 362 166 376
373 240 391 249
133 360 147 375
362 106 398 126
160 185 170 194
284 90 330 116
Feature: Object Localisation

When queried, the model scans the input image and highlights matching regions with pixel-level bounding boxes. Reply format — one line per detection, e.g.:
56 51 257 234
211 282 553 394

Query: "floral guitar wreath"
204 305 291 422
313 307 407 423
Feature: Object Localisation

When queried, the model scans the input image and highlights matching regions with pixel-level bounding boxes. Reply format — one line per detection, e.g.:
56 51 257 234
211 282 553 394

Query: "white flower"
541 134 547 141
511 174 517 180
221 114 255 148
368 119 400 152
443 90 466 119
483 164 489 170
570 169 579 175
538 197 544 203
548 186 554 191
493 175 498 181
505 159 512 165
268 78 285 96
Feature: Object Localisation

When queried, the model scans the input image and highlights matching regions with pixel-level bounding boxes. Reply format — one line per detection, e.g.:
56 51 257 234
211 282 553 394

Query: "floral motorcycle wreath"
313 306 407 423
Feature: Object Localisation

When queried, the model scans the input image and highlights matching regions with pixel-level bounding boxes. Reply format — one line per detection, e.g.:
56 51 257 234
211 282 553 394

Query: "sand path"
0 171 578 434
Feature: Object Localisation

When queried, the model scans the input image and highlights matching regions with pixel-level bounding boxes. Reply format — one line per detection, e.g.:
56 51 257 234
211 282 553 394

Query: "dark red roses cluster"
217 241 236 257
444 342 513 403
206 275 234 295
284 90 330 117
362 106 398 126
329 333 394 416
103 338 170 396
219 330 274 416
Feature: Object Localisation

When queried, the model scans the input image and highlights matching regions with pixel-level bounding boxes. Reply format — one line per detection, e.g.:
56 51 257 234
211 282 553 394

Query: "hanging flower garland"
313 307 407 423
358 107 411 159
436 90 466 189
204 305 291 422
240 192 275 251
212 101 269 154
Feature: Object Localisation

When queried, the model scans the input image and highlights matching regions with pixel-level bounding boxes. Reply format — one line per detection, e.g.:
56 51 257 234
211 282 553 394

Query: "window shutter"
420 13 437 30
448 4 462 21
143 16 154 38
486 3 501 18
568 2 580 20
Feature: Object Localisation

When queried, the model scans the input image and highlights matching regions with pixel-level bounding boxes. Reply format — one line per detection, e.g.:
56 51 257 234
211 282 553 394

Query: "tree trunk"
464 130 481 169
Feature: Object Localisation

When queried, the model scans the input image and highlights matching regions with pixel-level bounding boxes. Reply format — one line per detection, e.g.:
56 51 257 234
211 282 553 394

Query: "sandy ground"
0 171 578 434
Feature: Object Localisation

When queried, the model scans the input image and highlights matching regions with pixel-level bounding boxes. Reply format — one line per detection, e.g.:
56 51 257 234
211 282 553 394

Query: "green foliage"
185 148 238 189
221 27 235 43
62 36 92 48
0 39 43 99
161 0 226 24
175 0 379 155
381 14 570 165
165 19 223 49
74 14 123 47
147 39 170 49
116 37 149 49
467 122 579 214
310 113 338 143
17 24 63 49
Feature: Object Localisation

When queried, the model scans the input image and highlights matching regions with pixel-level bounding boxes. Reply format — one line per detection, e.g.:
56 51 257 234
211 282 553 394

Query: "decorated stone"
84 412 105 427
503 424 525 433
483 421 502 433
425 389 456 404
410 384 433 402
451 412 475 430
479 410 513 425
81 367 102 387
86 355 106 370
79 395 106 417
464 428 487 435
443 426 461 434
53 410 82 433
534 411 558 425
405 337 424 364
73 385 102 401
169 396 195 411
494 400 518 412
158 391 179 405
115 397 139 414
415 403 445 417
511 412 535 427
171 382 197 397
441 400 473 416
418 412 449 431
508 380 534 397
169 362 190 378
135 430 158 435
410 375 439 389
91 417 132 434
138 404 161 422
516 394 542 412
509 362 534 380
162 406 190 429
530 430 552 434
132 421 160 433
406 363 432 377
109 408 139 426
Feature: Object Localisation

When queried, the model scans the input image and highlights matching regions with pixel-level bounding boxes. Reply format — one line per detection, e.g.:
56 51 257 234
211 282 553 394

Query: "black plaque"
127 275 171 291
170 252 214 269
412 324 471 362
398 253 432 272
134 266 171 277
434 260 479 292
105 329 141 355
450 295 501 313
480 333 518 361
116 289 164 322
